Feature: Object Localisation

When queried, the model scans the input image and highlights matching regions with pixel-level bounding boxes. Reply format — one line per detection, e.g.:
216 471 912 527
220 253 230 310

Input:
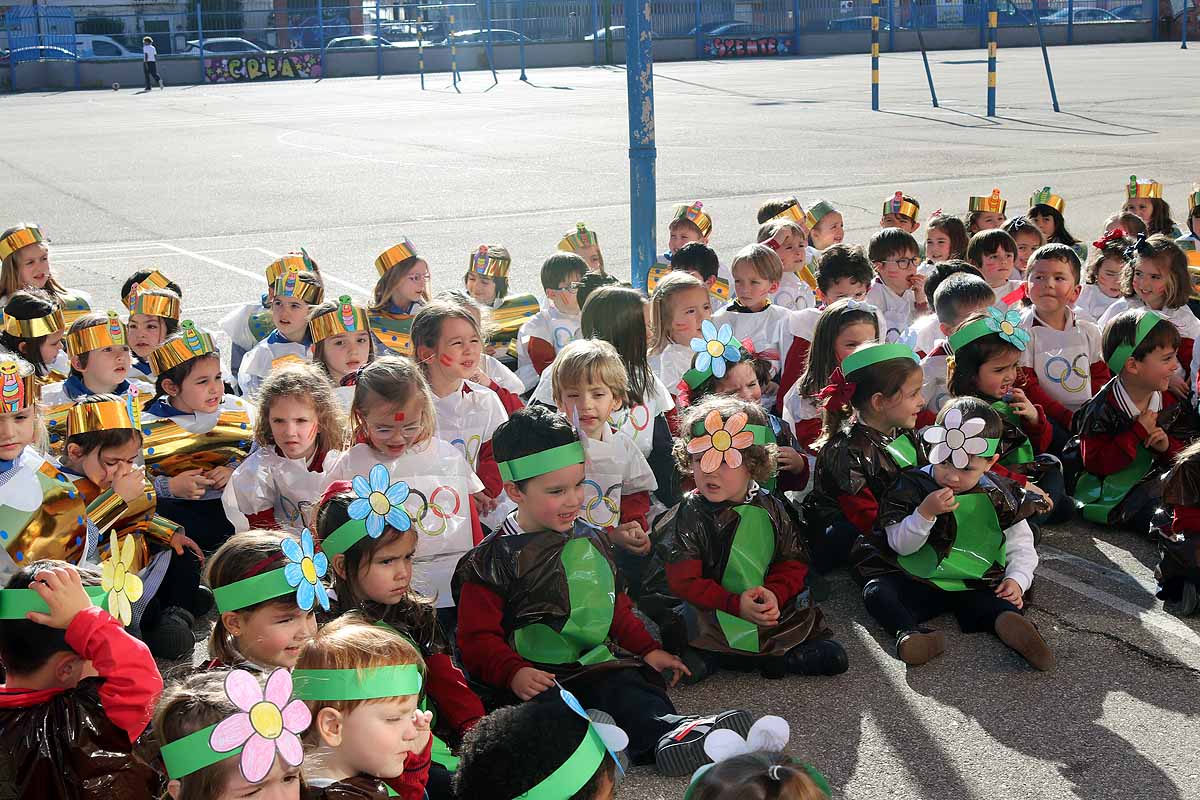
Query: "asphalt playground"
4 38 1200 799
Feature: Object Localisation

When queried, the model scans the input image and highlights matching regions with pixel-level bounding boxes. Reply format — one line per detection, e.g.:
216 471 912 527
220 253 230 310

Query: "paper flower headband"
682 716 830 800
923 407 1000 469
683 320 742 389
517 685 629 800
687 410 771 474
320 465 412 557
948 306 1029 352
213 531 330 614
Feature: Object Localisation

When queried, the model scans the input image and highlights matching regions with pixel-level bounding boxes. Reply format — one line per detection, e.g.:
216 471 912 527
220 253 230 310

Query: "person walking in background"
142 36 163 90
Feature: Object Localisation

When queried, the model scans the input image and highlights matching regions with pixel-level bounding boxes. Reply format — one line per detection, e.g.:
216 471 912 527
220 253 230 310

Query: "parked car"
1040 7 1122 23
74 34 134 58
1 45 77 63
584 25 657 40
1109 4 1146 19
325 34 396 48
827 16 895 31
689 20 769 37
439 29 534 45
184 37 267 55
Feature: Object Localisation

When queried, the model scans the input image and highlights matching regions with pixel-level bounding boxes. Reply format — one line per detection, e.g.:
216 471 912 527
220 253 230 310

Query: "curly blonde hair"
253 363 349 453
672 395 777 484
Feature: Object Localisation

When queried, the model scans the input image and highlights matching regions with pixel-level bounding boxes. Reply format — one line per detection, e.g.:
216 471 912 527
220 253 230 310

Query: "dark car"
827 15 895 31
688 20 769 37
1109 4 1147 19
1040 7 1122 24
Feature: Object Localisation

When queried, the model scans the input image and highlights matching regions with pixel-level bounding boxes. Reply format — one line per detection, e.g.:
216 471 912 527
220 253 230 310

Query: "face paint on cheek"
439 353 455 367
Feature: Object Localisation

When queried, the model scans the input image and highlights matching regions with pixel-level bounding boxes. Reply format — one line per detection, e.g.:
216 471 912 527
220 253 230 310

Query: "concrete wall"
6 20 1153 92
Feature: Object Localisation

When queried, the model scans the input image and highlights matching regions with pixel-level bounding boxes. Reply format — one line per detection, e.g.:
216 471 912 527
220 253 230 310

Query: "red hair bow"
1092 227 1127 249
320 480 354 506
815 367 857 411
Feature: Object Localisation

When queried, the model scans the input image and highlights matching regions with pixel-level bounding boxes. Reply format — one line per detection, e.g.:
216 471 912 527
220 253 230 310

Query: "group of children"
1 175 1199 800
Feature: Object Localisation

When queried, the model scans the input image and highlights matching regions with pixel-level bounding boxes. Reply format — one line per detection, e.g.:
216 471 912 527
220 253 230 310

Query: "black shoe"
1165 581 1199 617
678 646 715 686
654 709 754 776
806 570 832 603
144 606 196 660
785 639 849 676
190 585 215 618
759 656 787 680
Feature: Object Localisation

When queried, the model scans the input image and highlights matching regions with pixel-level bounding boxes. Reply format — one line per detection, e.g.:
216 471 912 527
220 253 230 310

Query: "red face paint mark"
394 412 406 422
439 353 455 367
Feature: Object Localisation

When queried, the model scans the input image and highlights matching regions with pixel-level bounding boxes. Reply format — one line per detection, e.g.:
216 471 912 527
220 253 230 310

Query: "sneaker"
896 629 947 666
1165 581 1199 617
759 656 787 680
994 611 1055 671
784 639 849 676
144 606 196 660
654 709 754 776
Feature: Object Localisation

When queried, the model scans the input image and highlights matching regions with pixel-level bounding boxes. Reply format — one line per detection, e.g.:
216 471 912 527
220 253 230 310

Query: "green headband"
213 568 293 612
841 342 919 376
948 306 1030 353
0 585 110 619
292 665 423 701
516 726 608 800
1106 310 1165 373
498 441 586 482
161 723 238 779
689 420 772 444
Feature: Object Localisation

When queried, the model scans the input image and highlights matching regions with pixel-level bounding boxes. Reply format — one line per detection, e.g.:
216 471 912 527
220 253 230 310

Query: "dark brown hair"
926 213 970 260
674 395 777 484
966 228 1018 267
1121 234 1191 309
816 346 921 449
946 311 1022 399
1102 308 1181 369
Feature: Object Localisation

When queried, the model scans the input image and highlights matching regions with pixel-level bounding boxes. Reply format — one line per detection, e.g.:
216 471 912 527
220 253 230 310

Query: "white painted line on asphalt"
1039 546 1158 594
155 242 267 284
249 247 372 296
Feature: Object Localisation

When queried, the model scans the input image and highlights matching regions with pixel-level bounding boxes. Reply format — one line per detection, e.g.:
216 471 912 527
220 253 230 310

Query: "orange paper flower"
687 410 755 474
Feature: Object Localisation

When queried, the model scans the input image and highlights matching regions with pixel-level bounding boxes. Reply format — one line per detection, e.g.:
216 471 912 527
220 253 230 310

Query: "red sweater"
383 735 432 800
424 653 484 736
1081 391 1186 474
777 337 812 416
619 489 651 533
665 558 808 616
487 380 526 416
528 337 557 377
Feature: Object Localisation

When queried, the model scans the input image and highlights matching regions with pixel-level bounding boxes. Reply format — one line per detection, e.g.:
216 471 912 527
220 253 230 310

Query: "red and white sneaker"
654 709 754 776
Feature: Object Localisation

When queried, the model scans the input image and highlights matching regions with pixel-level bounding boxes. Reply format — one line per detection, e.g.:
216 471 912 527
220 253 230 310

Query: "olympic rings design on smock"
581 480 622 527
1044 353 1089 394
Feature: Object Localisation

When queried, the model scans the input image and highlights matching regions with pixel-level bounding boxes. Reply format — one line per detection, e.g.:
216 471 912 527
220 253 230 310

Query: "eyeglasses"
556 283 582 294
879 257 919 269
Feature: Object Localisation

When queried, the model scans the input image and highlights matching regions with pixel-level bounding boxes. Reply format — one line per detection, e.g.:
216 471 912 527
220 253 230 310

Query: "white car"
184 37 267 55
74 35 135 59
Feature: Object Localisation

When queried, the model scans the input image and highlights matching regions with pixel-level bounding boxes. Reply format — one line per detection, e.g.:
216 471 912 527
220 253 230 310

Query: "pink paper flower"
209 668 311 783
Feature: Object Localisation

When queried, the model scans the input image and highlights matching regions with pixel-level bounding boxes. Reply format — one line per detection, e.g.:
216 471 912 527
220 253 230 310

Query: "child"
59 393 208 659
667 200 713 257
1098 234 1200 390
920 272 995 419
1076 228 1131 324
437 289 526 414
758 219 817 311
295 616 434 799
756 196 805 225
463 244 541 359
712 244 792 407
223 363 347 534
860 397 1054 669
783 299 882 452
156 668 307 800
806 200 844 251
1027 186 1085 260
558 221 605 273
0 562 164 798
370 238 429 356
907 259 984 358
514 252 586 391
921 212 970 273
1070 310 1200 532
325 356 484 609
0 353 97 581
802 342 926 573
308 294 374 408
881 191 921 234
0 224 92 323
315 483 484 792
685 751 831 800
0 289 67 381
124 287 180 383
1017 244 1109 444
648 271 713 401
220 250 319 379
1180 186 1200 246
238 268 324 399
205 529 320 669
661 395 846 681
452 405 752 776
1002 216 1046 275
966 228 1024 305
866 228 925 343
663 240 731 311
411 301 509 526
1106 210 1148 237
966 189 1007 234
142 323 254 551
1154 440 1200 616
1123 175 1181 238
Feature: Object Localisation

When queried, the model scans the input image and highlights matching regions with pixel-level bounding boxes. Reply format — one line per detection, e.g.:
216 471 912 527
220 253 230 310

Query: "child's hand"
1168 374 1191 400
204 465 234 490
510 667 556 701
776 446 805 475
25 566 92 629
1006 388 1038 424
918 487 959 521
1146 428 1170 453
169 531 205 563
909 273 928 305
472 492 498 516
995 578 1024 609
609 521 652 556
112 462 147 504
411 708 434 752
168 469 213 500
643 648 692 687
738 586 780 626
1025 482 1053 512
1137 408 1159 434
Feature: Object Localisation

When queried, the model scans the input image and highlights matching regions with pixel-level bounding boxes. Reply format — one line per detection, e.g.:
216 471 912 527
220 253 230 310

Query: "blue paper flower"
984 306 1030 351
347 464 411 538
282 530 329 612
689 320 740 379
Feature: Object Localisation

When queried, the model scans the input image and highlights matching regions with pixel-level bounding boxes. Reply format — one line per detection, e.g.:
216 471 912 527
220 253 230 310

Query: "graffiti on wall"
205 52 321 83
704 36 792 58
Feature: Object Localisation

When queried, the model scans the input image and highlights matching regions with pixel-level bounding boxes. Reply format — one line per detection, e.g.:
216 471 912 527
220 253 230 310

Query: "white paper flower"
923 407 991 469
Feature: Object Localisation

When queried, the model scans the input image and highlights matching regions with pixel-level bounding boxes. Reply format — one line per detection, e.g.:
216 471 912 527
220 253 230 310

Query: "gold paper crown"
272 268 324 304
122 270 172 307
126 288 181 321
469 245 511 279
883 191 920 220
968 189 1007 215
264 251 317 286
558 223 598 253
1188 190 1200 213
1029 187 1065 214
310 296 371 343
672 202 712 237
66 312 126 357
66 393 140 437
375 240 418 277
0 226 44 263
770 199 805 224
1127 175 1162 200
805 200 838 229
3 307 64 339
0 359 39 412
149 321 216 375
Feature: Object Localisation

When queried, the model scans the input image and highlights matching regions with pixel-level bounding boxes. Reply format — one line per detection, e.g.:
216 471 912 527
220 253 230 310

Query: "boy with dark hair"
515 253 587 390
909 259 984 357
453 405 753 776
0 561 164 798
660 241 729 311
880 191 921 234
919 273 995 424
866 228 926 343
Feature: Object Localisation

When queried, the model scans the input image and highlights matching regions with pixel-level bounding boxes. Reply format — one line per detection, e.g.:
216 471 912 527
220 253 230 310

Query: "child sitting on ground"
515 253 586 391
238 268 324 399
1153 439 1200 617
648 271 714 403
662 241 730 311
966 229 1023 305
370 238 430 356
712 244 792 408
806 201 844 250
758 219 817 311
919 272 995 423
966 189 1007 235
881 191 921 234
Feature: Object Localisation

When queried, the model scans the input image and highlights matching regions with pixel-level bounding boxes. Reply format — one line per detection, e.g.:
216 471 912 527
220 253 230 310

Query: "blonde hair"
350 356 436 447
673 395 777 484
0 224 63 298
730 243 784 283
648 271 708 353
253 363 349 453
154 670 248 800
370 256 429 313
756 219 807 245
551 339 629 405
308 299 376 378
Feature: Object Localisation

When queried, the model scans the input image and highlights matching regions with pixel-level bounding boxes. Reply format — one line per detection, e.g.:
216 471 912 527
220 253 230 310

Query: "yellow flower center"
1000 321 1015 336
706 340 725 358
369 491 391 516
113 563 127 593
711 430 733 452
301 557 317 585
249 701 284 740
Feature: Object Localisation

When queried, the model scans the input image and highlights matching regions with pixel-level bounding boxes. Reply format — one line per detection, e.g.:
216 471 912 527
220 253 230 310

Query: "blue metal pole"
1183 0 1190 49
887 0 894 50
914 0 938 107
196 0 205 84
626 0 656 292
1033 0 1059 111
484 0 496 82
417 12 425 89
375 0 382 78
1067 0 1074 44
978 0 986 47
987 0 996 116
317 0 325 77
791 0 801 54
592 0 600 65
1151 0 1159 40
518 0 527 80
694 0 703 59
449 12 460 91
871 0 880 111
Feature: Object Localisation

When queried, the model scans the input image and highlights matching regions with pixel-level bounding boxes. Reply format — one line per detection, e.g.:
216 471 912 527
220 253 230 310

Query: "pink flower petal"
224 669 264 712
281 698 312 735
209 712 253 752
275 729 304 767
686 435 714 455
239 733 277 784
263 668 294 708
725 447 744 470
704 409 724 435
700 447 723 474
725 412 748 436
